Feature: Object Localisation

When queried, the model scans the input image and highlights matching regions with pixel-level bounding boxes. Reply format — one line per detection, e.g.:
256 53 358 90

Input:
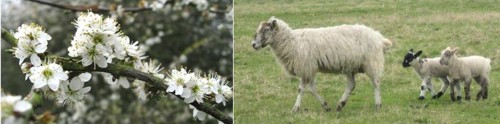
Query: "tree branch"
25 0 161 13
1 28 233 124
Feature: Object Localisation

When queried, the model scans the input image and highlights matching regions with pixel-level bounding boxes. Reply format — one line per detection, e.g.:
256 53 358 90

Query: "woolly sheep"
439 47 491 101
251 16 393 112
402 49 461 100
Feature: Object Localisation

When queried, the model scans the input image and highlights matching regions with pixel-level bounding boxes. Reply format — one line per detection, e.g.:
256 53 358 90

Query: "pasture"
234 0 500 123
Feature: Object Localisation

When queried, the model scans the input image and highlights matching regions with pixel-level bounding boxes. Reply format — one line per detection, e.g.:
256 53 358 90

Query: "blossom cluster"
165 68 233 120
1 93 33 124
13 23 51 66
11 23 90 106
68 12 145 69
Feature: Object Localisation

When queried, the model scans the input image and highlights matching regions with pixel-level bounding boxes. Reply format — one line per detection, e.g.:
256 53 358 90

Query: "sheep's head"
251 18 278 50
439 47 458 65
402 49 422 67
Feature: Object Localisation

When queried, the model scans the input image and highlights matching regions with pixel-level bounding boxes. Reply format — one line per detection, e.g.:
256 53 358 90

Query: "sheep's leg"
433 77 449 99
449 79 458 101
474 76 489 100
308 79 331 111
418 77 430 100
292 78 307 112
426 79 434 98
482 77 489 100
336 74 356 112
464 78 472 101
454 81 462 101
371 76 382 110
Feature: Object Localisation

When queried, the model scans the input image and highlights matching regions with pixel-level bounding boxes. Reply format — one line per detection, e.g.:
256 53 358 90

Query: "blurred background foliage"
1 0 233 123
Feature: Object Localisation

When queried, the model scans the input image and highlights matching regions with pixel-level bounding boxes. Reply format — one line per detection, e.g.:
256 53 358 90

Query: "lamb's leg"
455 81 462 101
449 79 458 101
418 77 430 100
336 74 356 112
464 78 472 101
292 78 307 112
474 76 489 100
434 78 449 99
308 79 331 111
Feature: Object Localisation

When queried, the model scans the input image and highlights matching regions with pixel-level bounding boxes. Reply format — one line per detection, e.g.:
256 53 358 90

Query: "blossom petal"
95 55 108 68
118 77 130 88
70 78 83 91
14 101 32 113
78 87 91 94
48 78 60 91
78 72 92 82
34 44 47 53
54 72 69 80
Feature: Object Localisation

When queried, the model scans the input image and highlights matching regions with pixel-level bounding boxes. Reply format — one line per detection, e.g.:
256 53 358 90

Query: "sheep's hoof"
336 106 343 112
375 104 382 110
325 107 332 112
432 95 437 99
456 96 462 101
291 106 300 113
418 96 425 100
436 92 444 98
465 96 471 101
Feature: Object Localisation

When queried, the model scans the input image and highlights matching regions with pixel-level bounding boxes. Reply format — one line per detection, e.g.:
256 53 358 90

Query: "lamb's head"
402 49 422 67
251 17 279 50
439 47 458 65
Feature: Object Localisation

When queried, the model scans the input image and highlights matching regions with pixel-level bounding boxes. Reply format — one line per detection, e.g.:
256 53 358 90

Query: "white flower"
103 73 130 89
133 80 148 101
21 63 33 80
166 68 194 95
191 106 207 121
182 77 208 103
150 0 167 11
29 62 68 91
57 73 92 104
14 100 32 113
138 60 165 79
13 23 51 66
81 43 109 68
1 95 22 104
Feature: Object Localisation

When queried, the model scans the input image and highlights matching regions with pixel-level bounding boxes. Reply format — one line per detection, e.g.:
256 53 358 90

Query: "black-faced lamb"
402 49 459 100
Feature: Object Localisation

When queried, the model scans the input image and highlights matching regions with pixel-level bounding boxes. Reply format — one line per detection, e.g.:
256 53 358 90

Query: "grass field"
234 0 500 123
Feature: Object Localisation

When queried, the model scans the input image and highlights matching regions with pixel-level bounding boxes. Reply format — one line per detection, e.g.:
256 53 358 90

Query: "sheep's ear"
451 48 459 54
414 50 422 57
270 20 277 30
409 49 414 53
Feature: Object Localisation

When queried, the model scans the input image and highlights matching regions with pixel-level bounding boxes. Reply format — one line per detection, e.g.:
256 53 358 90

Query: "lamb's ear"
414 50 422 57
451 48 459 54
409 49 414 53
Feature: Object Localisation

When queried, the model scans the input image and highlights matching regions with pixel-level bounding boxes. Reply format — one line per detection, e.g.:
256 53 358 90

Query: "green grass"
234 0 500 123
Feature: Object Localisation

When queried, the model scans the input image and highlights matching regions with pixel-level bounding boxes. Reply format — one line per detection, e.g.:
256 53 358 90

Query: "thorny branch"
1 28 233 124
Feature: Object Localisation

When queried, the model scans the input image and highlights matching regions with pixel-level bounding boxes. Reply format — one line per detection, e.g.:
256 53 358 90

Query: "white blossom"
103 73 130 89
150 0 167 11
29 62 68 91
166 68 194 95
13 23 51 66
14 100 32 113
182 77 209 103
57 73 92 104
191 106 207 121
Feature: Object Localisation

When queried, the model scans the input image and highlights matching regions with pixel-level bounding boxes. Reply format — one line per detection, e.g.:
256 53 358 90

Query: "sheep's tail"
382 38 393 53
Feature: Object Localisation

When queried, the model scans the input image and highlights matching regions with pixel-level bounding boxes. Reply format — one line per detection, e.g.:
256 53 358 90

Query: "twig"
1 28 233 124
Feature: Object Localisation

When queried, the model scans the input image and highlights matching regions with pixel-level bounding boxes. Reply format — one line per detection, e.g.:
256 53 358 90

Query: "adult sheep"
251 16 393 112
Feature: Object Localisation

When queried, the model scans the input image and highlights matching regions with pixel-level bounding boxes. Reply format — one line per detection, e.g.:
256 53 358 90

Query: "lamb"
251 16 393 112
402 49 461 100
439 47 491 101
